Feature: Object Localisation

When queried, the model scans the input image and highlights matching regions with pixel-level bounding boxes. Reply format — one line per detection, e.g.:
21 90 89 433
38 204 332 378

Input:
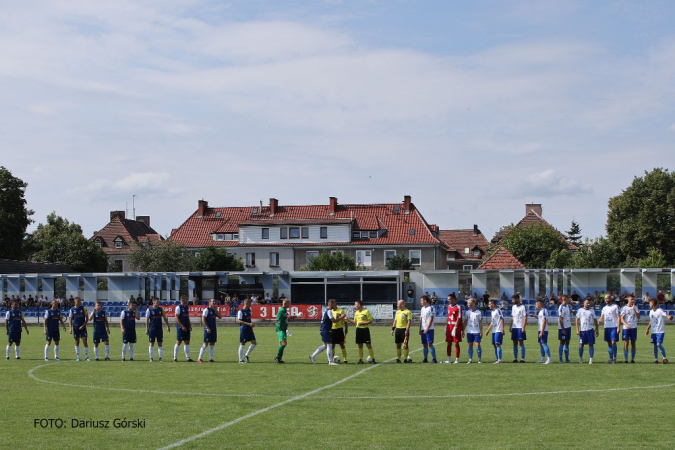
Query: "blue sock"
513 345 518 359
430 346 437 360
423 347 429 360
658 344 666 358
624 349 628 361
520 345 526 359
608 346 613 359
613 344 618 359
543 344 550 358
497 346 502 360
477 346 482 360
468 346 474 360
654 345 659 359
540 345 545 358
564 344 569 360
559 344 564 359
495 346 499 359
579 347 584 358
589 347 594 358
631 349 635 361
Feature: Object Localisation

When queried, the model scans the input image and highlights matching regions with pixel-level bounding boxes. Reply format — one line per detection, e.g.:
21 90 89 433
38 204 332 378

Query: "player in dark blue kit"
198 298 221 363
44 300 67 361
121 300 140 361
146 298 171 362
6 300 29 360
173 295 193 362
88 300 111 361
237 298 256 363
309 298 340 365
69 297 90 361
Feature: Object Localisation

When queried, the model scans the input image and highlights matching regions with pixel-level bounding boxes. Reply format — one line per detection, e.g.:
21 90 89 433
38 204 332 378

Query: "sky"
1 0 674 242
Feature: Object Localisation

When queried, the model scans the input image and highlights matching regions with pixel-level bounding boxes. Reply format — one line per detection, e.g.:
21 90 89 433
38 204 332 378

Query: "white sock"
122 343 127 359
94 347 99 359
54 345 59 358
15 346 19 358
75 346 80 358
246 343 256 356
158 347 163 359
184 344 190 359
327 345 333 362
198 345 206 360
447 355 452 362
105 345 109 358
238 345 244 361
45 344 50 359
174 344 179 360
129 344 134 358
312 345 326 358
149 346 153 360
6 345 9 359
209 345 214 360
84 347 89 358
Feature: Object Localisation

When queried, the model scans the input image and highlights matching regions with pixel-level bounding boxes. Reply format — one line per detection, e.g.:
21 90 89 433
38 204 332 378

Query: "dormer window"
94 238 104 247
113 237 124 249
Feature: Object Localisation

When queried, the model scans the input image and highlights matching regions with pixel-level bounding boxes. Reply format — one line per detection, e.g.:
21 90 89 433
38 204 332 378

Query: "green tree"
385 253 414 270
26 212 108 272
0 166 33 259
623 248 668 269
499 223 568 268
607 168 675 265
192 246 244 271
566 220 582 246
301 251 361 271
128 240 192 272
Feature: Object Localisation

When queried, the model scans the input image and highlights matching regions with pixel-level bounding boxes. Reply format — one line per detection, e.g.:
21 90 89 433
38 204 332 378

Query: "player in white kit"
599 294 620 363
463 299 483 363
530 299 551 364
576 299 599 364
557 296 573 363
485 299 504 364
620 295 640 363
645 298 674 364
510 295 527 363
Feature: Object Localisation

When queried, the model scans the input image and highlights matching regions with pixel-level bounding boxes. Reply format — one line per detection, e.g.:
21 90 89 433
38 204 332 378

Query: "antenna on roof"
125 202 128 218
133 194 136 220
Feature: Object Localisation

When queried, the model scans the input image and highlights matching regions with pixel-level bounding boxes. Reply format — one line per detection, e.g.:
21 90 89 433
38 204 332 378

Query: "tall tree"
0 166 33 259
385 254 414 270
607 168 675 265
301 251 361 271
499 223 569 268
566 220 582 245
127 240 192 272
27 212 108 272
192 246 244 271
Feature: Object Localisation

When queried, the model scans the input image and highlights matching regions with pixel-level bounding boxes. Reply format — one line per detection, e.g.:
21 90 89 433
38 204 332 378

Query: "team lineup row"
5 293 674 365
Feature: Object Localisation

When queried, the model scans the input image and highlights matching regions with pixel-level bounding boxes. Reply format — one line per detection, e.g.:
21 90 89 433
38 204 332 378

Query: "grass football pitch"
2 323 674 449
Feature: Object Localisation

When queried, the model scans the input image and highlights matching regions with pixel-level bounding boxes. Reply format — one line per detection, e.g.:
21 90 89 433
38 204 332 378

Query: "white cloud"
509 169 593 198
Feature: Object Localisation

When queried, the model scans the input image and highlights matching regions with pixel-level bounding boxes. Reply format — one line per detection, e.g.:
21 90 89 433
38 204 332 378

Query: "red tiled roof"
170 200 443 248
439 229 488 259
90 216 163 255
478 246 526 270
491 211 578 251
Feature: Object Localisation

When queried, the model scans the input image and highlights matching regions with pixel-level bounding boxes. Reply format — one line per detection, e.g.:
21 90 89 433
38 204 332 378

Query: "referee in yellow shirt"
331 302 349 363
346 300 377 364
392 299 413 363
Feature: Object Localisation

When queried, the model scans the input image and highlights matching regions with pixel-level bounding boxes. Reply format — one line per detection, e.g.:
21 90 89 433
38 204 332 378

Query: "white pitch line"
157 348 423 450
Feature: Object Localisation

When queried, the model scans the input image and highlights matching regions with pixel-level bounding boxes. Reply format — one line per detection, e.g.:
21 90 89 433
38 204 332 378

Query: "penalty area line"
157 347 422 450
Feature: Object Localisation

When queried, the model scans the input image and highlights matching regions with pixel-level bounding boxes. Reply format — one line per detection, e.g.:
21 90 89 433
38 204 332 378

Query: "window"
262 228 269 239
369 231 377 238
352 232 361 239
463 265 473 271
215 211 222 217
464 247 470 254
113 260 123 271
393 205 400 213
409 250 421 266
472 249 480 257
94 238 103 247
361 232 370 239
356 250 372 267
409 229 415 236
280 228 287 239
233 234 239 240
289 227 300 239
320 227 328 239
384 250 396 263
447 254 456 261
270 252 279 267
307 251 319 262
246 253 256 267
194 252 201 258
115 241 123 249
301 227 309 239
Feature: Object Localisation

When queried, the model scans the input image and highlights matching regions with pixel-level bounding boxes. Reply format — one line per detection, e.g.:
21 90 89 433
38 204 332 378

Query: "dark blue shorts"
203 330 217 344
123 333 137 344
579 330 595 345
467 333 481 344
73 328 88 340
421 329 435 345
651 333 665 345
320 331 332 343
8 333 21 345
558 327 571 341
148 328 163 343
492 332 503 346
240 327 256 343
45 331 60 342
604 327 618 343
511 329 526 342
93 332 108 345
176 328 191 342
538 331 549 344
622 328 638 342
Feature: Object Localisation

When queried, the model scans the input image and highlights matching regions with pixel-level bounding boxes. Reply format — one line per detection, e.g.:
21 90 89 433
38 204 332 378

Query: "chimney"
110 210 125 221
329 196 338 215
526 203 542 217
198 200 208 216
473 224 478 236
137 216 150 227
270 198 278 216
403 195 411 214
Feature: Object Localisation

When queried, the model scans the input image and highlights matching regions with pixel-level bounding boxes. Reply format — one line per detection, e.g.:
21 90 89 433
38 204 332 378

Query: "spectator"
499 297 508 311
264 292 271 302
500 292 508 302
642 291 651 305
657 290 665 307
571 291 580 305
666 290 673 309
407 287 414 304
430 292 438 305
